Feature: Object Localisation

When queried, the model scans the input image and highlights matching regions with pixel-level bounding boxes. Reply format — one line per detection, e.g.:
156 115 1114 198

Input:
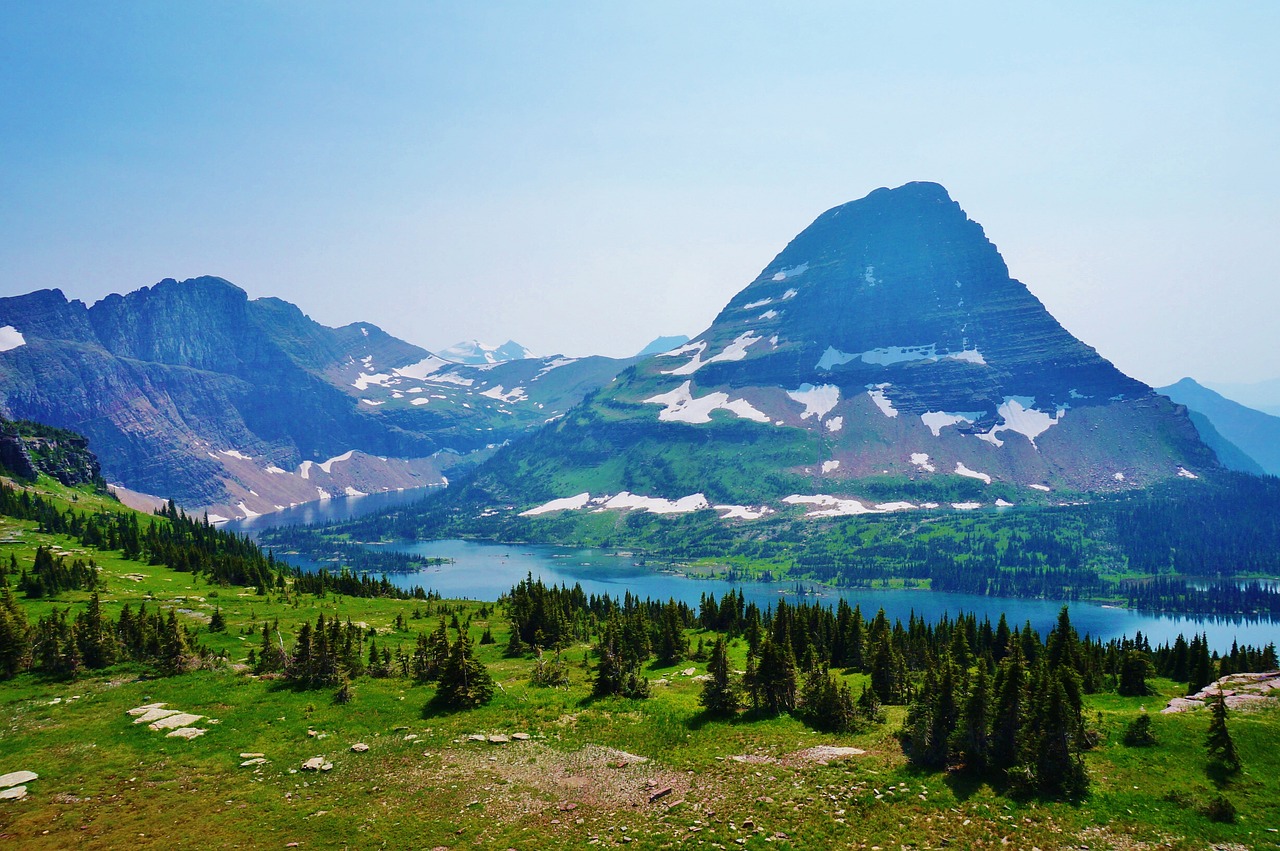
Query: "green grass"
2 480 1280 848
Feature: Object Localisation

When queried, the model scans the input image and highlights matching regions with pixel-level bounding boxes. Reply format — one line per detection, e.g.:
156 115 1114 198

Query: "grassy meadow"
0 480 1278 849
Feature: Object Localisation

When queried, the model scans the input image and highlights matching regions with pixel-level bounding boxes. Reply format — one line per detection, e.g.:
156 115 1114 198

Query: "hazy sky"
2 3 1276 386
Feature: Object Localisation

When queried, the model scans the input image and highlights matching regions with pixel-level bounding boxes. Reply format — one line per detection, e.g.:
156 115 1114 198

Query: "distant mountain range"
436 339 535 365
440 182 1218 524
0 278 633 520
1158 378 1280 477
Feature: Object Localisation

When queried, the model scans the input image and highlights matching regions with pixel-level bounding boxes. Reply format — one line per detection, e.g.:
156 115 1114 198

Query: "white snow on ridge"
816 347 859 370
411 398 430 406
663 331 762 375
783 494 875 517
952 502 982 510
480 384 528 403
352 372 396 390
344 486 367 497
861 344 937 366
781 288 798 300
921 411 979 437
866 384 898 418
947 349 987 365
976 398 1063 448
1178 467 1199 480
602 492 709 514
954 462 992 484
758 310 778 320
875 501 916 512
658 340 705 358
644 380 769 424
1114 472 1126 482
218 449 254 461
265 465 287 475
520 493 591 516
771 262 809 282
822 460 840 473
534 357 578 379
235 501 261 519
743 297 773 310
825 416 843 432
1029 484 1051 492
715 505 774 520
0 326 25 352
788 384 840 420
361 399 384 406
393 356 450 380
206 514 229 524
318 450 355 474
910 453 936 472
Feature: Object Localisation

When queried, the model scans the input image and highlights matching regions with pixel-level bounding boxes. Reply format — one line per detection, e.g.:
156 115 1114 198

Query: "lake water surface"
226 490 1280 653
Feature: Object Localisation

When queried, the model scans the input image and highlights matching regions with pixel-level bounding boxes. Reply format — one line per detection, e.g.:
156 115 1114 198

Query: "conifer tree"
1117 650 1153 696
433 629 494 710
990 642 1027 771
1205 690 1240 775
954 662 992 772
160 609 191 674
700 637 739 716
747 635 797 714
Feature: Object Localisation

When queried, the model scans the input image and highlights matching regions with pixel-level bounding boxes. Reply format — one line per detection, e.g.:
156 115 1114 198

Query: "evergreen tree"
990 643 1028 771
433 630 494 709
700 637 740 716
1122 711 1156 747
1023 666 1088 798
1205 690 1241 775
208 606 226 633
954 662 993 772
1117 650 1153 696
160 609 191 675
799 665 859 732
0 584 30 677
747 635 797 714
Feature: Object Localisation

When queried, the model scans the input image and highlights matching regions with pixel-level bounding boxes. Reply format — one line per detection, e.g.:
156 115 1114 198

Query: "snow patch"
758 310 778 320
821 460 840 473
787 384 840 420
480 384 528 403
875 501 915 512
783 494 876 517
264 465 287 475
520 493 592 516
951 502 982 510
601 492 709 514
218 449 254 461
644 381 769 424
1178 467 1199 480
825 416 844 432
816 347 859 370
1113 472 1126 482
1029 484 1051 492
360 398 384 406
0 326 26 352
343 486 367 497
534 357 578 379
995 499 1014 508
743 297 772 310
771 262 809 282
781 288 798 300
921 411 979 437
318 450 355 474
866 383 898 418
393 356 450 380
235 501 261 519
411 398 430 406
976 398 1063 448
352 372 395 390
946 349 987 365
910 453 936 472
715 505 774 520
206 514 229 524
955 462 991 484
663 331 763 375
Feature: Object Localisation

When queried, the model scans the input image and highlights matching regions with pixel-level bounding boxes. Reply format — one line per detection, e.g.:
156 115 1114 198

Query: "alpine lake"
225 488 1280 653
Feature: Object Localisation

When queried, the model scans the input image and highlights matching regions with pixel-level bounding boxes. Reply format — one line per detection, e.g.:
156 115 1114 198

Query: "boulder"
351 743 369 753
301 757 326 771
0 771 37 788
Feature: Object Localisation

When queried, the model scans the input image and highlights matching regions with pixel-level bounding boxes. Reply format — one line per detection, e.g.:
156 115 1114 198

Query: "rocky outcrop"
0 418 102 488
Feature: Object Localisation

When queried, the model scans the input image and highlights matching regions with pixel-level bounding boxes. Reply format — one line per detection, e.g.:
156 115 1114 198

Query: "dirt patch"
441 741 689 819
784 745 866 765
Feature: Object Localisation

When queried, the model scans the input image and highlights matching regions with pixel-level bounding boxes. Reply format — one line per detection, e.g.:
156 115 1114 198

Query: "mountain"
437 339 535 365
0 277 633 519
450 182 1216 522
636 335 691 358
1203 377 1280 418
0 417 104 489
1159 378 1280 476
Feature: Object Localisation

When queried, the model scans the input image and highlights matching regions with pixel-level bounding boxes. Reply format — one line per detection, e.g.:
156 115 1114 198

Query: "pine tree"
160 609 191 675
0 584 30 678
990 642 1027 771
954 662 992 772
700 637 739 715
208 606 226 633
1205 690 1241 775
433 630 494 709
1117 650 1153 696
1122 711 1157 747
747 635 797 714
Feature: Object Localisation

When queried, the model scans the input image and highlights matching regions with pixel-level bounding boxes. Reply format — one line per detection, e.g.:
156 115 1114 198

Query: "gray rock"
0 771 37 788
166 727 206 739
351 743 369 753
149 713 204 731
301 757 326 771
0 785 26 801
241 758 268 767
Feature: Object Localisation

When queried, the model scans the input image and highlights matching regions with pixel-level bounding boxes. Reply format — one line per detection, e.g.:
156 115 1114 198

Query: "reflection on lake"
228 490 1280 653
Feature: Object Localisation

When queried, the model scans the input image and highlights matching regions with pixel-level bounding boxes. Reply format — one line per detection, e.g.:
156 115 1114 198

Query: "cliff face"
0 419 103 489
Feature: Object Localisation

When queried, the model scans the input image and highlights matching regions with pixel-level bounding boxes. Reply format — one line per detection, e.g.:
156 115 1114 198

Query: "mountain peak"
437 339 534 365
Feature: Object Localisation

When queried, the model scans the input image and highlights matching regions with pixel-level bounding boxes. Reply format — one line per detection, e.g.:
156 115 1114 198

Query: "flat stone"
149 713 204 731
241 758 268 767
487 734 510 744
467 734 487 742
682 667 696 676
126 703 167 716
403 734 418 741
511 733 531 741
0 785 26 801
166 727 205 740
0 771 37 788
239 752 265 759
320 763 333 771
351 743 369 753
132 708 181 725
301 757 326 771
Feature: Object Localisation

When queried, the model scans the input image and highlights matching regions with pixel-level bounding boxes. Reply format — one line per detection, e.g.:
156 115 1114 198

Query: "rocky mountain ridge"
0 277 633 519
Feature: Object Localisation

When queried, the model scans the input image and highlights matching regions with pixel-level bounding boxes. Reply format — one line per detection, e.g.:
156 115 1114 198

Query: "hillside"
1160 377 1280 476
0 474 1276 849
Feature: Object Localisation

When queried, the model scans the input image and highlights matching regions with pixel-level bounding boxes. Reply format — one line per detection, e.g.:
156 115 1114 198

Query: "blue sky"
2 2 1277 385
